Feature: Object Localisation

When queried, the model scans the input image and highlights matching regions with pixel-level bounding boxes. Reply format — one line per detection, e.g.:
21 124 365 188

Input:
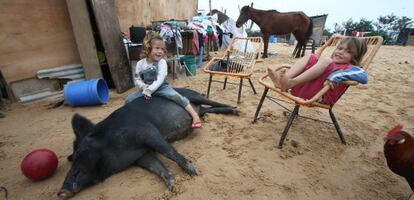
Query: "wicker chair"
253 35 383 148
203 37 263 104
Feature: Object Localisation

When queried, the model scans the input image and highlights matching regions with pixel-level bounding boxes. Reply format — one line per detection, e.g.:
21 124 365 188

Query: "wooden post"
90 0 133 93
66 0 103 79
209 0 211 14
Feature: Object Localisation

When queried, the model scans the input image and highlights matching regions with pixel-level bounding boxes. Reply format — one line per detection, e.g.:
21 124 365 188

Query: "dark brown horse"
236 6 313 58
208 9 229 24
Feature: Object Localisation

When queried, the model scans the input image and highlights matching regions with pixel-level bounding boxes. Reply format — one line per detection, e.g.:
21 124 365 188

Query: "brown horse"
236 6 313 58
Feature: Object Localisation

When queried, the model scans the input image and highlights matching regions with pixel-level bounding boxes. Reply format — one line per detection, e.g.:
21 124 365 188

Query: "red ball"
21 149 58 181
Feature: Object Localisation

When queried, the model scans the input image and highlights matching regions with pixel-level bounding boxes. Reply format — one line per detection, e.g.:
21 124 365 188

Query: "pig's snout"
57 189 74 199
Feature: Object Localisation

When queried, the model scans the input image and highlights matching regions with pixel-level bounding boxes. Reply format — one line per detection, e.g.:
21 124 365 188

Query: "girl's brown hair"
340 37 368 66
143 32 167 57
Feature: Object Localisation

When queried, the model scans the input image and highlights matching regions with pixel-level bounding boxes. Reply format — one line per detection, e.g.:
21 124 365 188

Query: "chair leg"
223 77 228 89
206 74 213 98
278 105 300 149
248 78 257 94
237 78 243 104
329 107 347 145
311 40 316 53
253 87 268 123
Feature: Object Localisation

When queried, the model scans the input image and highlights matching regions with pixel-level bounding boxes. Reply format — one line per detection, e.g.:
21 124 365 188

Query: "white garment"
134 58 168 94
220 18 248 49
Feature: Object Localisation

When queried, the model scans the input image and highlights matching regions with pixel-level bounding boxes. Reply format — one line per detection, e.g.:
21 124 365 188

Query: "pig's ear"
72 113 95 139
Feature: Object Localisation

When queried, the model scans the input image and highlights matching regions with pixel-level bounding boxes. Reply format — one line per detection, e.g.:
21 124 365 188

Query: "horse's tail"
305 18 313 39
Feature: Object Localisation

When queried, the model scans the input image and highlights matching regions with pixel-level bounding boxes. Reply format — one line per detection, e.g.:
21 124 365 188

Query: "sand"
1 43 414 200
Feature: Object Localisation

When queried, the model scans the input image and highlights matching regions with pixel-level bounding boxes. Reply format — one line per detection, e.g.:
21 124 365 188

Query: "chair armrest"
258 72 330 108
305 81 359 104
221 50 230 60
341 80 359 86
203 57 225 72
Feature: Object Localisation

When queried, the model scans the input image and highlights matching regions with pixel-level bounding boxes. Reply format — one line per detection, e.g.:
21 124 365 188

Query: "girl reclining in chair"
268 37 368 105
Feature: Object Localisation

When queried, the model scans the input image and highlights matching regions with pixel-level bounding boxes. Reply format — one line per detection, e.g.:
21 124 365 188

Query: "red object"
21 149 58 181
384 124 414 191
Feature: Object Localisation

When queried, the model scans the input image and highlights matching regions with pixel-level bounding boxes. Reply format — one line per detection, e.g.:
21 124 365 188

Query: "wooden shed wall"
0 0 197 85
0 0 80 84
407 35 414 46
115 0 198 34
310 15 328 46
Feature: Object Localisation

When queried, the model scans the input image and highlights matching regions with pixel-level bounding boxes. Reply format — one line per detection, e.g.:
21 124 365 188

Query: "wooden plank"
66 0 103 79
0 0 80 84
115 0 198 34
90 0 133 93
407 35 414 46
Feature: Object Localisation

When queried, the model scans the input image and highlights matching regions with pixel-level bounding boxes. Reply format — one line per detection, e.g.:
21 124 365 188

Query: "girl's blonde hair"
339 37 367 66
143 31 167 57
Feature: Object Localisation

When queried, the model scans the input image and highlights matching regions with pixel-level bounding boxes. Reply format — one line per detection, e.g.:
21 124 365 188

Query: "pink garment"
191 30 199 55
356 32 365 37
352 31 366 37
203 34 208 45
290 54 351 105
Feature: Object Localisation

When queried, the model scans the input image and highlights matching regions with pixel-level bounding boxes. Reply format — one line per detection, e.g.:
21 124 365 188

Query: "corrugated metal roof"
37 64 85 81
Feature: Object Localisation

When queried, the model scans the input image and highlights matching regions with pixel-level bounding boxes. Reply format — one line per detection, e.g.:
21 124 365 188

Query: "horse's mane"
243 6 280 14
267 9 279 13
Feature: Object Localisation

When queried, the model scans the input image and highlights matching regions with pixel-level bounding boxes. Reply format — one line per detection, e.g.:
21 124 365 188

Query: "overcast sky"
197 0 414 30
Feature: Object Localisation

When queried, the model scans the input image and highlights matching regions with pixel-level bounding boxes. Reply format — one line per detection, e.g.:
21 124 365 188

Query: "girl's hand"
324 80 335 90
144 94 151 99
142 89 152 99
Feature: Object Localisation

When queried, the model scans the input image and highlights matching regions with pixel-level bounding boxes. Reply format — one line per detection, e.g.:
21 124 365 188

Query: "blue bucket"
269 35 278 43
64 79 109 106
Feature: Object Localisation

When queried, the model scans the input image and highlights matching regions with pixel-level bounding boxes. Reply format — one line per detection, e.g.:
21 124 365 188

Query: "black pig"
58 88 238 198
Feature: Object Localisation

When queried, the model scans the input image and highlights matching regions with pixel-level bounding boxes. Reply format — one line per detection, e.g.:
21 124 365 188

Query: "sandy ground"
1 43 414 200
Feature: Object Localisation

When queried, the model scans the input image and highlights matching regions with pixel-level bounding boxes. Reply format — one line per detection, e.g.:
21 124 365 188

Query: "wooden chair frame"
203 37 263 104
253 35 383 148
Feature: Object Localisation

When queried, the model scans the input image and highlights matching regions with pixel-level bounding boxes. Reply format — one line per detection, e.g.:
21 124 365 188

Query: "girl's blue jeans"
125 84 190 107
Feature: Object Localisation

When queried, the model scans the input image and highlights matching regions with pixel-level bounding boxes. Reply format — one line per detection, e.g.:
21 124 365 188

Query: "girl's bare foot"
267 67 284 88
279 74 296 92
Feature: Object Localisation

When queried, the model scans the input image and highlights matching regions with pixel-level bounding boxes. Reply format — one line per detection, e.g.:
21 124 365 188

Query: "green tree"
394 16 413 30
342 19 358 31
323 28 333 37
333 14 412 45
355 19 374 32
376 14 398 30
342 18 374 32
375 14 413 44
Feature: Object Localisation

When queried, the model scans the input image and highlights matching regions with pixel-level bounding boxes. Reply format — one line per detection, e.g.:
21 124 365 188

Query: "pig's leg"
187 95 233 108
140 131 196 176
134 151 174 191
199 107 240 116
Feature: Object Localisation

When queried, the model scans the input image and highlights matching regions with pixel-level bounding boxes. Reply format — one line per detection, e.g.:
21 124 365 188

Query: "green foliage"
356 19 374 32
374 14 413 44
324 14 413 45
246 29 262 37
394 16 412 30
323 28 333 37
343 18 374 32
